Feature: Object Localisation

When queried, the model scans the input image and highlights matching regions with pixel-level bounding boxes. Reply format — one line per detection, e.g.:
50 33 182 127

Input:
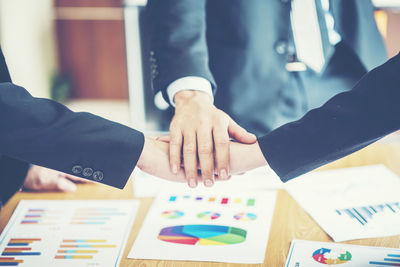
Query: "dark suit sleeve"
0 83 144 190
0 155 30 208
258 53 400 182
148 0 216 104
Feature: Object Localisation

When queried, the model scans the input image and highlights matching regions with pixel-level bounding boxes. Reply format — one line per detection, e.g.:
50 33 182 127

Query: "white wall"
0 0 56 98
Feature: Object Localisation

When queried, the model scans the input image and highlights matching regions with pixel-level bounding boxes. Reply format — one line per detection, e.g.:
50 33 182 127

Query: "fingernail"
220 169 228 180
189 179 197 188
205 179 214 187
172 164 178 174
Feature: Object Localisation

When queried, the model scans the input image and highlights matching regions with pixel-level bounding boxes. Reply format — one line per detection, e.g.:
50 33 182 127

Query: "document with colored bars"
285 240 400 267
285 165 400 241
0 200 139 267
128 191 277 264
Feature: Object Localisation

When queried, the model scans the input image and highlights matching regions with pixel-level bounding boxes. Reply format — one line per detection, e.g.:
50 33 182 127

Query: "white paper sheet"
285 239 400 267
0 200 139 267
285 165 400 241
128 191 277 264
132 166 283 198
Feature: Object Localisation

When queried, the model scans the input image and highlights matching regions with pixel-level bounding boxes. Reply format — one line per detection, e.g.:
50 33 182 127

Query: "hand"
23 165 91 192
170 90 257 188
228 141 268 175
137 137 190 183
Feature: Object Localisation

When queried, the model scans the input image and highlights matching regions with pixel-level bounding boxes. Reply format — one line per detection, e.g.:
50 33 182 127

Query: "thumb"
228 118 257 144
51 177 77 192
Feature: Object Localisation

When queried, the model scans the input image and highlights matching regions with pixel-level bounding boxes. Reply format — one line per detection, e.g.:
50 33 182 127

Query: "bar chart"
55 240 116 260
20 209 62 225
70 207 127 225
0 238 41 266
336 202 400 226
370 253 400 266
0 200 139 267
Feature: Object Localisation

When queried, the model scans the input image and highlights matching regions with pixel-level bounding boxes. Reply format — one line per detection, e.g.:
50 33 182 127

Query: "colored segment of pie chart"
312 248 352 265
197 211 220 220
233 212 257 221
158 225 247 246
161 210 184 219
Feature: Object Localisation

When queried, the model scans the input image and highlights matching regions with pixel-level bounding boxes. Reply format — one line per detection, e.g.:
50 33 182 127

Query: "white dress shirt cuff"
166 76 214 107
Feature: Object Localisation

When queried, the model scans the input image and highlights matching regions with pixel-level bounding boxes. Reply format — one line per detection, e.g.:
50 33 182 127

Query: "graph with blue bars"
336 202 400 226
370 253 400 266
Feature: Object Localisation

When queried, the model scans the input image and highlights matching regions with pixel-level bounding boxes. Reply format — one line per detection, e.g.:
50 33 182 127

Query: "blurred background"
0 0 399 132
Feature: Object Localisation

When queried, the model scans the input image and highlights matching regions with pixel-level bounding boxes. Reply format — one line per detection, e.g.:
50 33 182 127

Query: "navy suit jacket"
0 48 144 206
259 53 400 181
148 0 387 135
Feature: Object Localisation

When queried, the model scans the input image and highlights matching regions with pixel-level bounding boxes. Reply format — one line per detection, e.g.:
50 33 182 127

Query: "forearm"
149 0 215 99
258 53 400 182
229 141 268 174
0 83 144 189
0 155 30 206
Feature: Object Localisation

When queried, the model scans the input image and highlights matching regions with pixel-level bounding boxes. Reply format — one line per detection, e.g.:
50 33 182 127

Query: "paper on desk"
128 190 277 264
285 165 400 242
0 200 139 267
285 239 400 267
132 166 283 198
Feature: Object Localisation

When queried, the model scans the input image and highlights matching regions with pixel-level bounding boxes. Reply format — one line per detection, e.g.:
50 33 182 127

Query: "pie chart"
161 210 184 219
233 212 257 221
158 225 247 245
312 248 352 265
197 211 220 220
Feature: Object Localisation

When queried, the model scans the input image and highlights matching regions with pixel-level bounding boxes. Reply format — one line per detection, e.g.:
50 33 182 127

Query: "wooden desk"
1 141 400 266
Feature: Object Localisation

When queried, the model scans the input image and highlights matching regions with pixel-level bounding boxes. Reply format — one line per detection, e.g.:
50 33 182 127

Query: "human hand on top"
169 90 257 188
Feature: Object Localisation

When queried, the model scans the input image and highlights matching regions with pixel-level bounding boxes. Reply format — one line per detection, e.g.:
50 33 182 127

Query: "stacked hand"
23 90 267 191
168 90 259 188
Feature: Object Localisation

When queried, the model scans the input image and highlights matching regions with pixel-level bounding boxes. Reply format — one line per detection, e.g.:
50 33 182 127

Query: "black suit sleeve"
149 0 216 104
0 83 144 190
0 155 30 208
258 53 400 182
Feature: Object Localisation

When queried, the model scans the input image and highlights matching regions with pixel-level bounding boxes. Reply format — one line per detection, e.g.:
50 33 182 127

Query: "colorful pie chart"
312 248 352 265
158 225 247 246
161 210 184 219
233 212 257 221
197 211 220 220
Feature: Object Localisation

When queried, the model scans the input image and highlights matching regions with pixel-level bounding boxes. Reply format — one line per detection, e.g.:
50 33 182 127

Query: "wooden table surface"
1 141 400 266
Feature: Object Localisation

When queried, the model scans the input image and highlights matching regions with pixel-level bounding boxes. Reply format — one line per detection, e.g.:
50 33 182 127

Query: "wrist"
137 137 150 170
229 141 268 174
174 90 212 107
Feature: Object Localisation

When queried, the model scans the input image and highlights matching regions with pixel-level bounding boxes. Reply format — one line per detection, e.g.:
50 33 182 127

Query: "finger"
63 174 95 184
156 135 171 143
54 178 77 192
37 176 77 192
182 130 198 188
228 118 257 143
169 129 183 174
213 124 230 180
197 127 215 187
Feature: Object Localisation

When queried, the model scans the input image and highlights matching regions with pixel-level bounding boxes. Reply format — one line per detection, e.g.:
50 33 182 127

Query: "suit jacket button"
93 171 104 181
82 168 93 177
72 165 83 174
274 40 288 55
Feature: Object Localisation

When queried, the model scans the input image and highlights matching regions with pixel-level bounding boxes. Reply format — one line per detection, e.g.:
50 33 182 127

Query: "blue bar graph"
370 253 400 266
336 202 400 226
2 252 41 256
